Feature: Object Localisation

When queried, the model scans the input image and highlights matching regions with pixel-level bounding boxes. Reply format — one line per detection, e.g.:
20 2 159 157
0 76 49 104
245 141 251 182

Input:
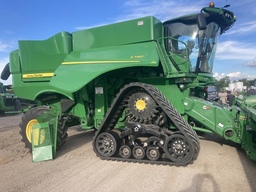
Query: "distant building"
228 82 244 92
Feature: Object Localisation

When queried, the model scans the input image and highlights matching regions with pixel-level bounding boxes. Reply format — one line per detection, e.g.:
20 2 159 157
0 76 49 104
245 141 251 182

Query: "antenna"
224 4 230 8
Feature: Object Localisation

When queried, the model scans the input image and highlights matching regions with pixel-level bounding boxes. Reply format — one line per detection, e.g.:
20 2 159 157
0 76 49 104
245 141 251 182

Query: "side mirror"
1 63 10 80
197 13 207 30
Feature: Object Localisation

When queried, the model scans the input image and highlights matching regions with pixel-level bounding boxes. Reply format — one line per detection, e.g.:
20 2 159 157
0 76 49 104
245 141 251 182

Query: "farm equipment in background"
2 2 256 164
0 82 21 115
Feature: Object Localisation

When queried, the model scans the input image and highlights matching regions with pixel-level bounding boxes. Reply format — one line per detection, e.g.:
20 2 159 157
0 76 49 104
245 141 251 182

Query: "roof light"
209 2 215 7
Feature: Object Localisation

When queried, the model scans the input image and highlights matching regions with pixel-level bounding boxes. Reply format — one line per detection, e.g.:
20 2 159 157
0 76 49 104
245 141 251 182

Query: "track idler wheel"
119 145 132 159
95 132 119 157
164 134 192 163
146 147 161 161
132 146 145 160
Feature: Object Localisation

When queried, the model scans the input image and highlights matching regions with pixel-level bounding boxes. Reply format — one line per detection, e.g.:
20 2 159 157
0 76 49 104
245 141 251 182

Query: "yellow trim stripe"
62 60 141 65
22 73 54 79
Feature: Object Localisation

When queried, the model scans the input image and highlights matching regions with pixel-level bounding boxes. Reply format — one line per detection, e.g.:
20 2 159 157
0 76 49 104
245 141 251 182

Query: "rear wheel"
19 106 68 151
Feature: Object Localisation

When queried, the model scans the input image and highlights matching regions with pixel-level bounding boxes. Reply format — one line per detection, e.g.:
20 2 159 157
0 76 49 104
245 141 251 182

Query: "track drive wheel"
127 91 158 123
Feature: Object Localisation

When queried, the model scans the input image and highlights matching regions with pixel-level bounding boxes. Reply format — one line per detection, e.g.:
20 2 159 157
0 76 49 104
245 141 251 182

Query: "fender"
49 41 159 93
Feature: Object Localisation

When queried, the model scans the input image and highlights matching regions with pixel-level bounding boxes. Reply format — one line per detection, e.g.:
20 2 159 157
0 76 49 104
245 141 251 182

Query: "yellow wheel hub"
26 119 45 145
135 99 147 111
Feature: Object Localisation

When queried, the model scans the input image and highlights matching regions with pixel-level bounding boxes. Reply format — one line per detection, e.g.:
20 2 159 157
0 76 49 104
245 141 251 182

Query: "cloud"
121 0 203 21
4 30 14 35
215 41 256 80
226 21 256 35
245 57 256 68
75 0 204 31
216 41 256 61
232 0 256 15
214 71 256 81
227 71 256 81
213 72 226 80
0 41 12 52
0 40 15 53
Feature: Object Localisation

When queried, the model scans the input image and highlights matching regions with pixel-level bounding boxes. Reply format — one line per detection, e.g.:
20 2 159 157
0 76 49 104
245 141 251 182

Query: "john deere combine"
0 82 21 115
2 3 256 164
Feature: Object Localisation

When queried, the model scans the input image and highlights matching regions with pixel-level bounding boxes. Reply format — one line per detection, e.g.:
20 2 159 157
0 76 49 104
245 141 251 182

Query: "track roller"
132 146 145 160
146 147 161 161
119 145 132 159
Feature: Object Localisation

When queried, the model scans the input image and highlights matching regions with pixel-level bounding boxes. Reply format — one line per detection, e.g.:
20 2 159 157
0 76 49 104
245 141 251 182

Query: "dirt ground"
0 113 256 192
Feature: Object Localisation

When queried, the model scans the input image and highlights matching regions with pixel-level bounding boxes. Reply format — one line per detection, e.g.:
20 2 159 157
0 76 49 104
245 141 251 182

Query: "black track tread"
93 82 200 166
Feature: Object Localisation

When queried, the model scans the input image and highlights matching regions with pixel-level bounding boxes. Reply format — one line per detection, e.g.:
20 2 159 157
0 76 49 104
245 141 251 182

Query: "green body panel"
19 32 72 82
12 74 73 100
151 83 185 114
50 42 159 93
73 16 162 50
32 123 53 162
244 95 256 107
184 97 238 141
10 32 74 100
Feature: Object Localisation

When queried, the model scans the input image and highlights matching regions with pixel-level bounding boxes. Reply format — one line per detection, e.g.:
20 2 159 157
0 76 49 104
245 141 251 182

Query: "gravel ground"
0 113 256 192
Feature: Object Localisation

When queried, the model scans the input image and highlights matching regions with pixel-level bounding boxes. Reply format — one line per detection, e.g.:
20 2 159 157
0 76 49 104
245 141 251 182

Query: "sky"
0 0 256 85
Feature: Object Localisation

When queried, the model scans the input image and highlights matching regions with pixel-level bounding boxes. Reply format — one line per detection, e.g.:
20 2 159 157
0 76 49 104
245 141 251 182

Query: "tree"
248 79 256 87
238 78 250 88
216 76 230 92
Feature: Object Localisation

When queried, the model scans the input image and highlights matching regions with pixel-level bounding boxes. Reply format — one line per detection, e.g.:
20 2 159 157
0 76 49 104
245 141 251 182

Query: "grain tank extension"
2 3 256 165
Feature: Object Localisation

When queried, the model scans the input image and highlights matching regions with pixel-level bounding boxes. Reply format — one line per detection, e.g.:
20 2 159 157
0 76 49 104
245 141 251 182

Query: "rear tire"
19 106 68 151
19 107 49 151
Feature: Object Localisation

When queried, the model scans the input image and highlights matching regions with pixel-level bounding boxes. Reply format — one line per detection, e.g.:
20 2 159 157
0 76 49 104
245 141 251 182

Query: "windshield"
164 21 221 73
208 86 217 92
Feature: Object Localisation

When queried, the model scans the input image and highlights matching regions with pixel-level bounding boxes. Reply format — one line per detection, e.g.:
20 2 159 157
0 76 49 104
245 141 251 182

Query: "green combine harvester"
1 2 256 164
0 82 21 115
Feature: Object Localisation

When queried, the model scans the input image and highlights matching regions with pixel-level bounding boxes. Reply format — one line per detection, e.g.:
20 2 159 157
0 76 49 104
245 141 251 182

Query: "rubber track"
93 82 200 166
